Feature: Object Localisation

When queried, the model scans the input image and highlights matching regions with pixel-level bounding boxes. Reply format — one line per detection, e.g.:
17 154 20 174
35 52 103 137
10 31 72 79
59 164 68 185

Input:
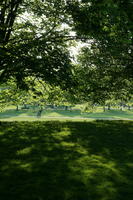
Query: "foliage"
74 44 133 103
67 0 133 88
0 0 74 89
0 0 132 101
0 77 79 111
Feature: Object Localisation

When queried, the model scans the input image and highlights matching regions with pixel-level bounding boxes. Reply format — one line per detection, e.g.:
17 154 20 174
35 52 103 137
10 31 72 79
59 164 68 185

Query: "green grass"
0 120 133 200
0 107 133 121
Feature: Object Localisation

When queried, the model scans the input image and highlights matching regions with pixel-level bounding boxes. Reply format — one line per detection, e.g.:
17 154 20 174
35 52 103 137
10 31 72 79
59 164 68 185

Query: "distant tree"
74 44 133 103
0 78 77 111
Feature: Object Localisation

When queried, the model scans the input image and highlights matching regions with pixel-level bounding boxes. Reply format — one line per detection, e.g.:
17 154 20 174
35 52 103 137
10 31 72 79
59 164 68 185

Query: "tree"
0 77 77 112
73 44 133 104
0 78 31 111
1 0 132 102
67 0 133 80
0 0 22 45
0 0 75 89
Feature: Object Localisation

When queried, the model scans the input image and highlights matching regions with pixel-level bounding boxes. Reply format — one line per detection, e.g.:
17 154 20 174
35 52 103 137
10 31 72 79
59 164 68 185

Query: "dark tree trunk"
107 104 111 110
103 106 106 112
0 0 22 45
16 105 19 111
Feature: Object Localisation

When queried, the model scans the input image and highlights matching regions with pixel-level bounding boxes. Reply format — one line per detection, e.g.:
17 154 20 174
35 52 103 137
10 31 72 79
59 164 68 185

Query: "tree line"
0 0 133 104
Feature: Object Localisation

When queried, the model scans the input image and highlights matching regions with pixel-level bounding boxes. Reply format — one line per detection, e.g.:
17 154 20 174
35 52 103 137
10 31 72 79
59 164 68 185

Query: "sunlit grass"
0 107 133 121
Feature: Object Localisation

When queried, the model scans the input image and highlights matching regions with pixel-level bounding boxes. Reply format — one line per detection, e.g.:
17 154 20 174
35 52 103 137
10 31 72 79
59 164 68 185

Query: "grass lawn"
0 120 133 200
0 107 133 121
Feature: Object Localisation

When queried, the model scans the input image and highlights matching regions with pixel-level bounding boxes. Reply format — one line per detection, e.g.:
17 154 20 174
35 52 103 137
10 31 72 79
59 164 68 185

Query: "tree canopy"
0 0 132 101
67 0 133 101
68 0 133 78
0 0 75 89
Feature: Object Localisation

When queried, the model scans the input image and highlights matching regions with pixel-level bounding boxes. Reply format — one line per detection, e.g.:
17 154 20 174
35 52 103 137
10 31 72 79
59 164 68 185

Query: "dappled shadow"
0 121 133 200
0 109 82 120
0 109 30 119
0 108 133 120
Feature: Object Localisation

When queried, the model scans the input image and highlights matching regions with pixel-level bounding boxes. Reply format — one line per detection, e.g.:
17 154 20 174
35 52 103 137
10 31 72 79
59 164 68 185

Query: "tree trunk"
16 105 19 111
107 104 111 110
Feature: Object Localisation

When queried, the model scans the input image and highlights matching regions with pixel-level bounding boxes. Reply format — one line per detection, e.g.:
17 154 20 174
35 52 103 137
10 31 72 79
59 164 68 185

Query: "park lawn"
0 120 133 200
0 107 133 121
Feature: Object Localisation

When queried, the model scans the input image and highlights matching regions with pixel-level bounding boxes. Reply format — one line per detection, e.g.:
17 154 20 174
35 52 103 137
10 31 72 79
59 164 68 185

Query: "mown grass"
0 120 133 200
0 108 133 120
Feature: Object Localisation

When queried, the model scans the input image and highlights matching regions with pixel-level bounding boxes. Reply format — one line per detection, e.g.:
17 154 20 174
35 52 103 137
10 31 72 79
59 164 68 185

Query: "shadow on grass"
0 109 82 119
0 121 133 200
0 109 29 119
1 109 133 120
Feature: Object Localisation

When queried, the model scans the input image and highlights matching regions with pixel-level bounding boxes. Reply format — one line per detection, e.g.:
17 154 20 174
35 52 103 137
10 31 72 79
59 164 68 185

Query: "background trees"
74 43 133 104
66 0 133 103
68 0 133 78
0 0 132 103
0 78 78 111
